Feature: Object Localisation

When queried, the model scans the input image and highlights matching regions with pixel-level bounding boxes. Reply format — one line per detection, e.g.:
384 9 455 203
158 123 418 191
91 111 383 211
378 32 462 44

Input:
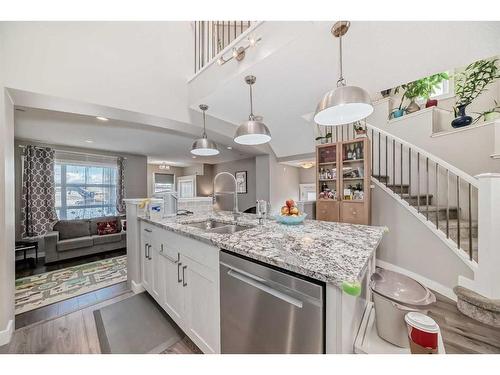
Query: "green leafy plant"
472 100 500 124
405 72 449 100
455 59 500 110
391 72 448 116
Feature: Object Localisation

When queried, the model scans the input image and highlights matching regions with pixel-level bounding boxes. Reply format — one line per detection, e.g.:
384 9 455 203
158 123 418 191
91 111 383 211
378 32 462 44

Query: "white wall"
269 156 300 214
1 22 193 123
0 86 15 343
372 183 474 293
299 166 315 184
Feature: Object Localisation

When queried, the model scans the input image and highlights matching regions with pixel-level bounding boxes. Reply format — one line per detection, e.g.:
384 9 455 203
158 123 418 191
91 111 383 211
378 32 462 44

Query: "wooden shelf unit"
316 138 371 225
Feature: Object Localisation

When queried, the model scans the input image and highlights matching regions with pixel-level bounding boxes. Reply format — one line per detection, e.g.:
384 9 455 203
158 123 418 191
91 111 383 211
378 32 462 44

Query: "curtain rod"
18 144 127 160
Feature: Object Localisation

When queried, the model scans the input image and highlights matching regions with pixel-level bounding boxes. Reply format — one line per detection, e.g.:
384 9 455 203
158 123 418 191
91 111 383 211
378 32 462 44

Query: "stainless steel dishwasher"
220 251 325 353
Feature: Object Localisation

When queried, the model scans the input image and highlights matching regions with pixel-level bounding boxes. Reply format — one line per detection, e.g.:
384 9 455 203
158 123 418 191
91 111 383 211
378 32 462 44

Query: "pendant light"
314 21 373 126
234 75 271 145
191 104 219 156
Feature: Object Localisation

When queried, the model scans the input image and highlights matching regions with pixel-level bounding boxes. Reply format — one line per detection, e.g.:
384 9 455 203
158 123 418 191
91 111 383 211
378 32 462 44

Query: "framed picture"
235 171 247 194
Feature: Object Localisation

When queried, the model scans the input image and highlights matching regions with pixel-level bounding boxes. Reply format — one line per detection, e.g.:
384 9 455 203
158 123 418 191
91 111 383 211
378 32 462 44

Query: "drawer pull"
177 260 182 283
182 265 187 287
144 228 152 233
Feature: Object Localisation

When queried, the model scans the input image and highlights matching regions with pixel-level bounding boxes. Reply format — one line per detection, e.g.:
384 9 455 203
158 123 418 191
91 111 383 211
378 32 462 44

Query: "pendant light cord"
202 109 207 138
337 34 346 87
249 83 255 120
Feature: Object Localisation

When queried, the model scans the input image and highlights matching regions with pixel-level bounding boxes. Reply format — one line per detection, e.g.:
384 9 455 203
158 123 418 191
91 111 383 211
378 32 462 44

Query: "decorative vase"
451 104 473 128
484 112 500 122
390 109 405 119
426 99 438 108
406 99 420 113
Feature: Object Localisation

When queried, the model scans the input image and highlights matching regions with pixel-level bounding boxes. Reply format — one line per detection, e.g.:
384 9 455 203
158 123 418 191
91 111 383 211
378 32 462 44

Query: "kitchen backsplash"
178 197 213 214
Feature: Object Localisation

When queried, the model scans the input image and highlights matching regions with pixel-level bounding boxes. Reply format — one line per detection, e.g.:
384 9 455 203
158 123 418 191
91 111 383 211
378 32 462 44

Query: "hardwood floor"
428 292 500 354
15 282 129 329
1 287 200 354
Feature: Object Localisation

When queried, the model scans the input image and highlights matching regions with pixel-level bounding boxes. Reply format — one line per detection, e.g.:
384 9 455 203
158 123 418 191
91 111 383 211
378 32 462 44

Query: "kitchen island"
125 200 386 354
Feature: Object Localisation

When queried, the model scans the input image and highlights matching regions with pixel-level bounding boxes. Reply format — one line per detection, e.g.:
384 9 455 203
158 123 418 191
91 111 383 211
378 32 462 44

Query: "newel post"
459 173 500 299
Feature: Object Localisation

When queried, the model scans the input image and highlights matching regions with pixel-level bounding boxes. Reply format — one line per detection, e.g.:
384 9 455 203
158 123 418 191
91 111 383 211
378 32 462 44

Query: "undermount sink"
186 219 253 234
186 219 228 231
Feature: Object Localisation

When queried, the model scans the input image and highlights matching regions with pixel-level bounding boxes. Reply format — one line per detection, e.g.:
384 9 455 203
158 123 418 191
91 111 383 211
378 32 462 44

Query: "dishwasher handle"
226 268 303 309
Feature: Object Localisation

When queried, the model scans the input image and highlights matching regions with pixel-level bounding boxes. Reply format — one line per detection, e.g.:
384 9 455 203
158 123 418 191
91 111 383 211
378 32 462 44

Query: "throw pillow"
97 220 118 235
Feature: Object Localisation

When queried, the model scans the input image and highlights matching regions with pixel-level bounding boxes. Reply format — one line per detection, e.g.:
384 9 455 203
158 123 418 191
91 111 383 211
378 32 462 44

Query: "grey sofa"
44 216 126 263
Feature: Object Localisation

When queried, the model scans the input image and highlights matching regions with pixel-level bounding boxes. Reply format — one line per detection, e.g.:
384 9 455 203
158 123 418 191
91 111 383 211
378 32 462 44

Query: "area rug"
93 293 183 354
15 255 127 314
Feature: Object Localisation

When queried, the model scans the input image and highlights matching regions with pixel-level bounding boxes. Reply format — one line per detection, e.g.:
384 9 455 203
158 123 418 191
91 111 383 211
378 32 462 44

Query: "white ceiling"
194 21 500 159
14 107 256 167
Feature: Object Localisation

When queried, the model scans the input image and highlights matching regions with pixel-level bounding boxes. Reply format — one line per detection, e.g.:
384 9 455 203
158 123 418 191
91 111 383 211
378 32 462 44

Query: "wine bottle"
347 145 352 160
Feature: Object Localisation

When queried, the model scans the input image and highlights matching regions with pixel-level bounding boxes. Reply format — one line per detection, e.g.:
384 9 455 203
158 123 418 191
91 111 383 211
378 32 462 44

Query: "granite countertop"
139 211 386 288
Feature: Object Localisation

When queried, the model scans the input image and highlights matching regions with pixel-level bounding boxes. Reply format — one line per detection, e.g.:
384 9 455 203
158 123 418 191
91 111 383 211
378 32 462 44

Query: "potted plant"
353 122 367 138
453 58 500 128
400 73 449 113
473 100 500 124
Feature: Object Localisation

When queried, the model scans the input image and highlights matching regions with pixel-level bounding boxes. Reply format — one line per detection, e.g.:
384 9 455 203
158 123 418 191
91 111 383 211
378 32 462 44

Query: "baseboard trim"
0 319 14 346
376 259 457 302
131 280 145 294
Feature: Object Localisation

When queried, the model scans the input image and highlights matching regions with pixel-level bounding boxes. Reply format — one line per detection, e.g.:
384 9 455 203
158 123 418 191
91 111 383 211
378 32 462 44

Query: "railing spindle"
378 132 381 178
372 129 374 174
417 152 420 213
400 144 403 198
435 163 439 229
468 183 473 260
446 170 450 238
385 135 388 185
392 139 395 189
426 157 429 220
194 22 197 73
408 147 411 202
457 176 461 250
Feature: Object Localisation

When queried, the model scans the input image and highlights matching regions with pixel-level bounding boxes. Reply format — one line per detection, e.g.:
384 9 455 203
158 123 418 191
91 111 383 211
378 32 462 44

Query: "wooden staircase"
374 174 478 261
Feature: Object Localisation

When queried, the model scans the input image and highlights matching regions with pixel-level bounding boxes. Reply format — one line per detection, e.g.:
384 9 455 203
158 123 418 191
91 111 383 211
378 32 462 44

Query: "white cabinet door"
182 255 220 354
149 238 161 303
141 228 152 293
162 250 185 325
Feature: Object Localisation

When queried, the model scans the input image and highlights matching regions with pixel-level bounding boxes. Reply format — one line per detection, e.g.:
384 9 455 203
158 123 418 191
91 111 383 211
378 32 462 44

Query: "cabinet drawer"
340 203 367 225
158 229 219 270
316 200 339 222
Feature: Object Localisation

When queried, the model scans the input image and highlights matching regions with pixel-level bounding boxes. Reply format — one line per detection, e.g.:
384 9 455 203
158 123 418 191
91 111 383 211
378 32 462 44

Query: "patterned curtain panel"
21 145 58 238
116 156 126 214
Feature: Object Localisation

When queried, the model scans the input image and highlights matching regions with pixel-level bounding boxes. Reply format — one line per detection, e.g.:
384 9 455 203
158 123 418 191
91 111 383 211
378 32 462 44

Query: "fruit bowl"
275 213 307 225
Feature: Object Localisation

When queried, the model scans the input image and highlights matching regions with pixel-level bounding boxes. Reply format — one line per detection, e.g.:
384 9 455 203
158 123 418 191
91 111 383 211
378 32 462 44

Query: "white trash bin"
370 268 436 348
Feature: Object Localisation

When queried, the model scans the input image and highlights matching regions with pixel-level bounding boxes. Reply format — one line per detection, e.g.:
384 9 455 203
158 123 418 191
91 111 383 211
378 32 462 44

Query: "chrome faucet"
213 172 240 220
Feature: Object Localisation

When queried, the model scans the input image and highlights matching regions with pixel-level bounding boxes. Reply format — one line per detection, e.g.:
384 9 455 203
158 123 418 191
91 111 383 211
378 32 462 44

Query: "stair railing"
194 21 253 73
326 122 479 262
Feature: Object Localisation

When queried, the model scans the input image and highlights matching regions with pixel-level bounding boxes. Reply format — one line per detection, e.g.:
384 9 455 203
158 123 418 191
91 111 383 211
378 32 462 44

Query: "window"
55 162 118 220
417 71 454 102
153 173 174 194
177 175 196 198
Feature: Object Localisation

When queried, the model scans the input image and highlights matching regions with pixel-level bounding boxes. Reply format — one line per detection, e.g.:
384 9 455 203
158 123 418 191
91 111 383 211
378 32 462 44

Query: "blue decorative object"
390 109 405 119
451 104 473 128
275 213 307 225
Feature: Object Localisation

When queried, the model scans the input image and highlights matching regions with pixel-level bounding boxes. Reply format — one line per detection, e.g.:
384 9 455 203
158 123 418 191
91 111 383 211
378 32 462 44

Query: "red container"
405 312 439 353
426 99 438 108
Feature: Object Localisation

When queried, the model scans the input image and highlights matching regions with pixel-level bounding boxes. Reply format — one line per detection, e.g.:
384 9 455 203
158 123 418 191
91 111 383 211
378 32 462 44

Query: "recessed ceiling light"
227 146 232 150
96 116 109 121
85 139 94 143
